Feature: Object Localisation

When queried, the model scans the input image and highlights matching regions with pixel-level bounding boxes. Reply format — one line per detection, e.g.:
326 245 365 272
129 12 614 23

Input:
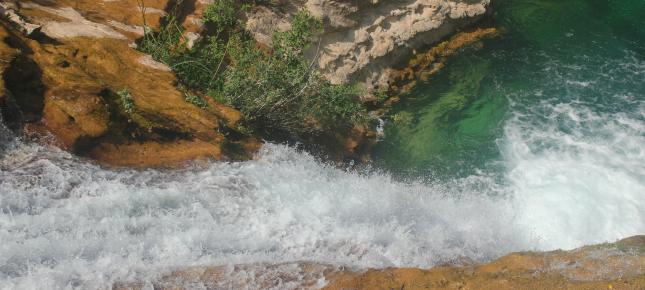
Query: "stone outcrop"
0 1 258 167
0 0 495 166
0 19 21 133
15 0 169 38
245 0 491 92
386 26 498 97
115 236 645 289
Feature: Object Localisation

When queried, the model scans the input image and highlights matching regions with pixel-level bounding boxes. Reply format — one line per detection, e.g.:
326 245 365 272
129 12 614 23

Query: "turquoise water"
374 0 645 180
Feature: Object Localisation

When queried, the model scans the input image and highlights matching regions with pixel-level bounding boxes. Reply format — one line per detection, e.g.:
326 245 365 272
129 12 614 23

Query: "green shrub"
375 89 389 103
185 93 209 109
203 0 238 32
117 89 135 115
138 2 369 138
137 20 183 65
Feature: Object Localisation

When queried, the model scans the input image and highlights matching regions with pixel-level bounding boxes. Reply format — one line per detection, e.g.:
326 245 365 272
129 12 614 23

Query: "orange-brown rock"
86 139 222 167
0 22 17 100
0 23 20 131
15 0 170 39
326 236 645 289
387 27 499 97
13 0 210 43
0 3 257 167
115 236 645 290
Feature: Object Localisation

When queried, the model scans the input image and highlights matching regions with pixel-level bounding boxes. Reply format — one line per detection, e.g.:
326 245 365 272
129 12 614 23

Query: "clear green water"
373 0 645 180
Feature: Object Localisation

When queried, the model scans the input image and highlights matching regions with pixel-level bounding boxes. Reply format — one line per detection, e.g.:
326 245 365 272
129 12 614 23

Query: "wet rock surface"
115 236 645 289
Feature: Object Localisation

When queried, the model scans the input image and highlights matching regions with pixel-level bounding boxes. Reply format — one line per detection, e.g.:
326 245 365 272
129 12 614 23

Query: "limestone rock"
23 0 170 39
246 6 292 46
115 236 645 290
1 0 492 166
0 2 41 35
326 236 645 289
0 3 256 167
246 0 491 90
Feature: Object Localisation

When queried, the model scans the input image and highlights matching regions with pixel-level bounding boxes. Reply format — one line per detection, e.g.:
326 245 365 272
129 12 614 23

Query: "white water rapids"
1 93 644 289
1 39 645 290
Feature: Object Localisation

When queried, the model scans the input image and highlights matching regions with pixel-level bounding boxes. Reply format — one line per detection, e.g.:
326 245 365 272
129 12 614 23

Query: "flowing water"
1 0 644 289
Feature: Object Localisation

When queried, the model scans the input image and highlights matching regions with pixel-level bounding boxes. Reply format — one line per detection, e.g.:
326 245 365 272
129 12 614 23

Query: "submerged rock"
115 236 645 289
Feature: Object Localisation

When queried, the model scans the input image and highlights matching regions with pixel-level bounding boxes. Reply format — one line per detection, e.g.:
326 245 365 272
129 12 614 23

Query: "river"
1 0 644 288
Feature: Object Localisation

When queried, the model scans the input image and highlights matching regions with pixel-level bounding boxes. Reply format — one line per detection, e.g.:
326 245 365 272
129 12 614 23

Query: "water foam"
504 102 645 249
501 50 645 250
0 139 530 289
2 15 645 290
1 75 644 290
3 98 642 288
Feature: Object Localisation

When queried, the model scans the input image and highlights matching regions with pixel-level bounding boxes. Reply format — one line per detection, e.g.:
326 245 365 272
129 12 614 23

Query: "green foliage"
117 89 135 115
137 20 183 65
138 2 368 138
273 11 322 61
185 93 209 109
203 0 280 31
203 0 238 32
375 89 389 103
391 111 413 127
235 123 253 135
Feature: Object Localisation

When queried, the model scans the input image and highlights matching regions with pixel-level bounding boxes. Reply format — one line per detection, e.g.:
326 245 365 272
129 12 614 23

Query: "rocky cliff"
247 0 491 92
0 0 258 167
0 0 492 166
